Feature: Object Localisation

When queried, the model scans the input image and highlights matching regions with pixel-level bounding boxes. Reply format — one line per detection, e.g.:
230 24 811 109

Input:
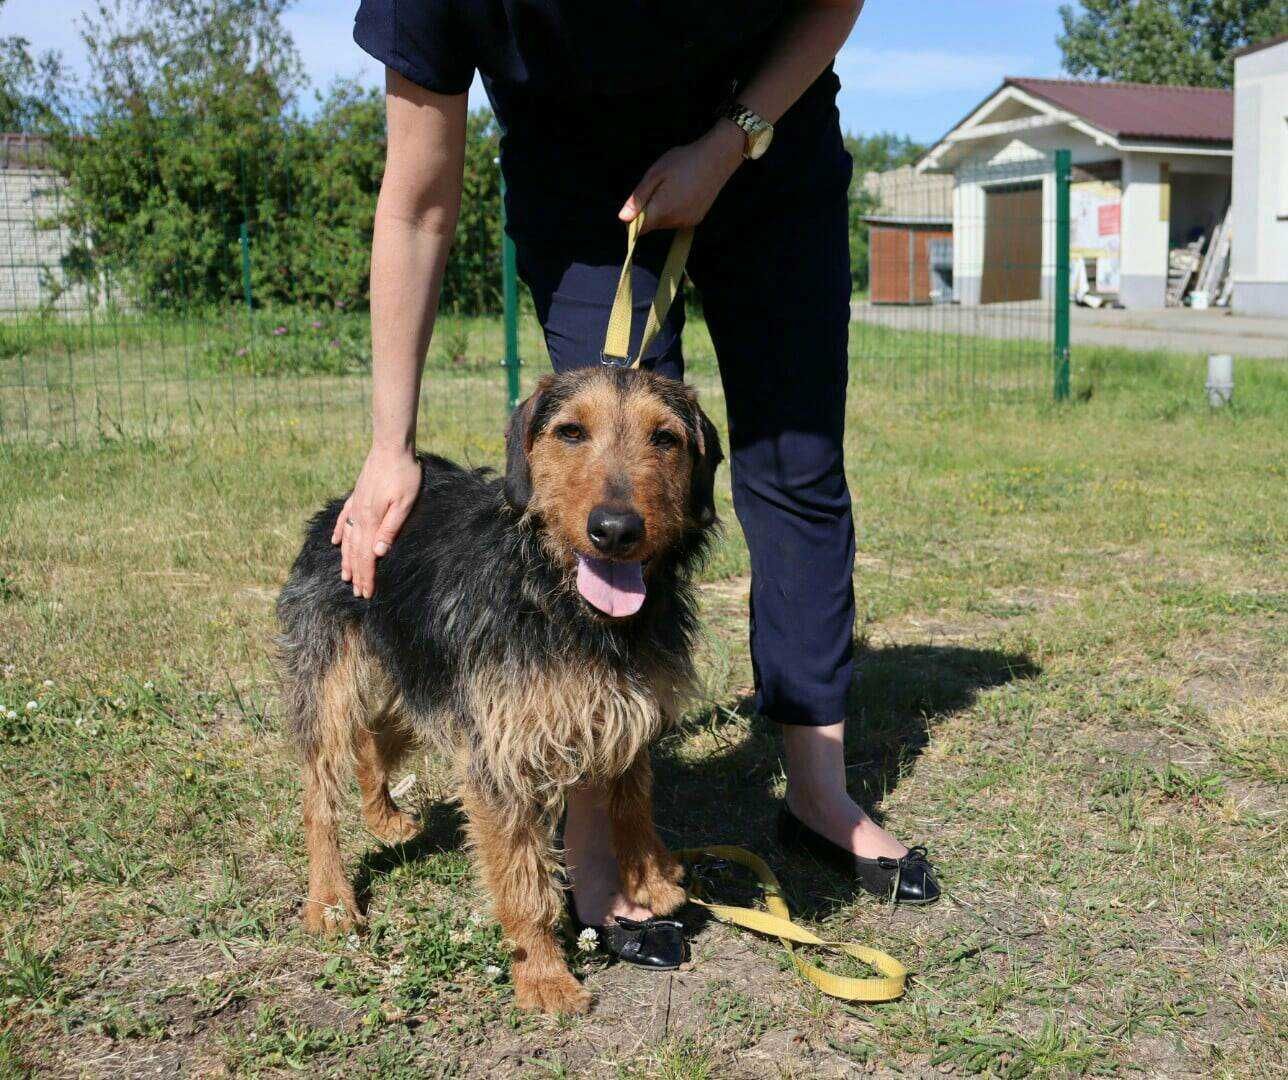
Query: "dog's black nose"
587 506 645 555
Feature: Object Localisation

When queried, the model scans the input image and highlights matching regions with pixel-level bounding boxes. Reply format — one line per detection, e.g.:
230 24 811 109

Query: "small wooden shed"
861 165 955 305
866 217 954 304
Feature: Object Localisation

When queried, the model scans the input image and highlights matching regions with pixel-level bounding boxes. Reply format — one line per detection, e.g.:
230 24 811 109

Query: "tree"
0 0 67 131
1058 0 1288 88
844 132 926 293
55 0 502 315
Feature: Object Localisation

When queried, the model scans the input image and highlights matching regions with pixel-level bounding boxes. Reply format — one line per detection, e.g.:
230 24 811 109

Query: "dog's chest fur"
311 457 703 808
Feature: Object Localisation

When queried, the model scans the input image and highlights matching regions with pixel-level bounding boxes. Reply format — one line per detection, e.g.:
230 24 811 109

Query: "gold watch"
724 101 774 160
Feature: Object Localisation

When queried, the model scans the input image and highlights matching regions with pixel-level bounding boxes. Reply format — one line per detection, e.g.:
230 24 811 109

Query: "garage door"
980 184 1042 304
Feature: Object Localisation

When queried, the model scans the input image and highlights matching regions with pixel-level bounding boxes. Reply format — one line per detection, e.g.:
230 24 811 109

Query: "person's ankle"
565 847 653 926
571 882 651 927
784 786 907 861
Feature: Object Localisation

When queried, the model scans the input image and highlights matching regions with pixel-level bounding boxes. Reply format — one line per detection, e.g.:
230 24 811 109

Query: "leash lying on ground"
599 216 908 1002
678 846 908 1003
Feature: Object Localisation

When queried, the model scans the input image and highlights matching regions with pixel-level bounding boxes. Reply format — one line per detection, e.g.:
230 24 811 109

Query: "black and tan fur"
277 366 722 1014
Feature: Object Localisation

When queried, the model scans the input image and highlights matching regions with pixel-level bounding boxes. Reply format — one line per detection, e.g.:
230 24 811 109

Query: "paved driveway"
852 300 1288 360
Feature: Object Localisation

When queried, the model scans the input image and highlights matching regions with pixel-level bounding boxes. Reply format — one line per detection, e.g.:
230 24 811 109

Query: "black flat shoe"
566 895 688 970
777 805 941 905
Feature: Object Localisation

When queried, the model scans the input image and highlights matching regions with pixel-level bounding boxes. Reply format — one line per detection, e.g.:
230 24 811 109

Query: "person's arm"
620 0 864 231
333 69 468 598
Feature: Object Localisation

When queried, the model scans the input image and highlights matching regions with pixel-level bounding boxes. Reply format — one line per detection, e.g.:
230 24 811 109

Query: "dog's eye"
650 428 681 450
554 423 586 443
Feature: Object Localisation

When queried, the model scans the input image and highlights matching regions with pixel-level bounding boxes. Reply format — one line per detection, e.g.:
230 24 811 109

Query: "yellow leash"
602 211 694 368
676 846 908 1003
604 220 907 1002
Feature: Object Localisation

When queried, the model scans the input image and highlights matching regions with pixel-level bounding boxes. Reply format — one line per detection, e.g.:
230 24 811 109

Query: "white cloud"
835 44 1030 96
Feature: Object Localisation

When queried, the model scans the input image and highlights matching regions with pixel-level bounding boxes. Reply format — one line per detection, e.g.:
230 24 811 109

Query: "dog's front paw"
368 809 421 846
301 893 365 935
513 968 592 1015
624 849 687 915
639 875 687 917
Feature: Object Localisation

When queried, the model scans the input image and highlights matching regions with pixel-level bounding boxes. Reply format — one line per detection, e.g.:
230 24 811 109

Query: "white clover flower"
42 680 54 688
576 927 599 953
25 701 38 712
5 710 16 721
483 964 502 979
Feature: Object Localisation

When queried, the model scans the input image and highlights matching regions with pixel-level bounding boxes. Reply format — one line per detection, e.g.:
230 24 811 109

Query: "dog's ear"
688 404 723 528
503 378 551 512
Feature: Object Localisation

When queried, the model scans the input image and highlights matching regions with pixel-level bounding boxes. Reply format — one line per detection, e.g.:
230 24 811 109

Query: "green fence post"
239 222 254 311
1053 148 1071 402
499 168 521 411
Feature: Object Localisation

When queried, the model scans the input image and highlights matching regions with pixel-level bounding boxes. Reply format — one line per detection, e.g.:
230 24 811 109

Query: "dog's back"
277 454 511 749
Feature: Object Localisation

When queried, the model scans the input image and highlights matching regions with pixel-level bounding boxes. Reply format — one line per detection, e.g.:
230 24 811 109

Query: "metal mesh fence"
850 155 1068 404
0 122 1070 451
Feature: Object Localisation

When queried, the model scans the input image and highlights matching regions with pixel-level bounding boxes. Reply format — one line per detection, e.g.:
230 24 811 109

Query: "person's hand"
331 445 422 599
619 121 745 234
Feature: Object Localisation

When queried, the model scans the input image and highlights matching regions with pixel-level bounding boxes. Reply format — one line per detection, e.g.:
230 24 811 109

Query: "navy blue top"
354 1 850 243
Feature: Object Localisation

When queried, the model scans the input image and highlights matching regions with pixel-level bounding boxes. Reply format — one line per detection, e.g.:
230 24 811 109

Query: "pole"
239 222 254 311
1053 148 1071 402
499 167 521 411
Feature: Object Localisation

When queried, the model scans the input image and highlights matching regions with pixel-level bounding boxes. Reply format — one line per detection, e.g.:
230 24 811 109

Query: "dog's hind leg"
354 705 420 845
610 753 686 917
461 786 591 1016
298 632 365 934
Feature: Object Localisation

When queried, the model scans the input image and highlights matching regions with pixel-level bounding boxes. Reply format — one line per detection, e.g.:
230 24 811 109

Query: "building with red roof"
918 77 1234 309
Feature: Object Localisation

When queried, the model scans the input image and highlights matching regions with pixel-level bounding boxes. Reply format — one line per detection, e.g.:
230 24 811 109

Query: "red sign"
1098 203 1121 237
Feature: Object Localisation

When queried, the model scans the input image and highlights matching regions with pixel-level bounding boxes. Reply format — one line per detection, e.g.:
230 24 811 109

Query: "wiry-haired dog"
277 366 723 1014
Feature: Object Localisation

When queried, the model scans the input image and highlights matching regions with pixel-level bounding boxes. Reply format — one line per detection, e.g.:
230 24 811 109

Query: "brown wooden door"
980 184 1042 303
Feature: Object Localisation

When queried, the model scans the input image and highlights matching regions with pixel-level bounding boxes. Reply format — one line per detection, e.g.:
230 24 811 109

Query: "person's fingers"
372 498 412 559
340 523 353 583
331 497 353 545
639 187 678 233
352 506 384 599
619 168 666 223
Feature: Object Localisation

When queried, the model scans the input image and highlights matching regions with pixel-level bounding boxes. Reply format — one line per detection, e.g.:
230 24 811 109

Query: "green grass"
0 317 1284 1076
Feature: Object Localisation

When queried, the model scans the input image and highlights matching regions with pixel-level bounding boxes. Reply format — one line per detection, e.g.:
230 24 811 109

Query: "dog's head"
503 367 723 619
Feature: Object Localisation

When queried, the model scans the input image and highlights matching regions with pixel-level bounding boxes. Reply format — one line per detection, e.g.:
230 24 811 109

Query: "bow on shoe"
601 916 688 969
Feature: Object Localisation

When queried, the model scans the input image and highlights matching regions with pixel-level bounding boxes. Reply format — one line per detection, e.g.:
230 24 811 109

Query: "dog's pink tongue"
576 554 646 617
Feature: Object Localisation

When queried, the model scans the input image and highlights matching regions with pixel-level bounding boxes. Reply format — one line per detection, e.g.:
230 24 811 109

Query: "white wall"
1233 40 1288 316
0 168 90 315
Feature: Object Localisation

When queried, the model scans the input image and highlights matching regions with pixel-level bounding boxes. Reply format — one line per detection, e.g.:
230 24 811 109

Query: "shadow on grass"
352 800 466 913
353 640 1038 923
651 641 1040 920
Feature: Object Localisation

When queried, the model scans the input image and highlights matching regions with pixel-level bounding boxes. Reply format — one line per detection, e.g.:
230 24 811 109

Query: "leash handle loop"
602 211 694 368
676 845 908 1004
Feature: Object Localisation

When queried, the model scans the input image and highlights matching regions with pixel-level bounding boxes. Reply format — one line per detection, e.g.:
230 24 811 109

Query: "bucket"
1190 291 1210 310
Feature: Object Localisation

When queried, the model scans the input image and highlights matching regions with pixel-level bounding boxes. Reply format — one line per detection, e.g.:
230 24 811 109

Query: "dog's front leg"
609 754 686 917
461 786 591 1016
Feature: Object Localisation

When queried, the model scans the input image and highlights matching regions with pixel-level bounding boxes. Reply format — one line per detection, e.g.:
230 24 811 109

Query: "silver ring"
344 517 357 528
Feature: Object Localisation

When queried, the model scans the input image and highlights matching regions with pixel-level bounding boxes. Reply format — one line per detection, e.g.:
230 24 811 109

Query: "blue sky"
10 0 1068 143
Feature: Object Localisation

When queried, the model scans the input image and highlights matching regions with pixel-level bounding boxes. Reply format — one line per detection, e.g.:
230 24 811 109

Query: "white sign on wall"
1071 180 1122 293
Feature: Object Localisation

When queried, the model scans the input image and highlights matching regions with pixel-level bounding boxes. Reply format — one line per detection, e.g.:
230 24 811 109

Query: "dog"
276 365 723 1014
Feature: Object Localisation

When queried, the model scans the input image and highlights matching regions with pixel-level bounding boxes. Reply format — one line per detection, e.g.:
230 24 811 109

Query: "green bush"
47 0 502 317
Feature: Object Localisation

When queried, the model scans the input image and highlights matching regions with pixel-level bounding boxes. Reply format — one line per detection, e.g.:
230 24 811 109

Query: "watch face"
748 125 773 160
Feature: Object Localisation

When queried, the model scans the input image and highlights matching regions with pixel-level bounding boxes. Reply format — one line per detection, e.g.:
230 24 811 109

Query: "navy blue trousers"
514 188 856 726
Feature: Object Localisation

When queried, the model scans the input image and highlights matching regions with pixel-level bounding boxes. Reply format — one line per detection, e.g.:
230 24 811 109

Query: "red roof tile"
1006 77 1232 145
